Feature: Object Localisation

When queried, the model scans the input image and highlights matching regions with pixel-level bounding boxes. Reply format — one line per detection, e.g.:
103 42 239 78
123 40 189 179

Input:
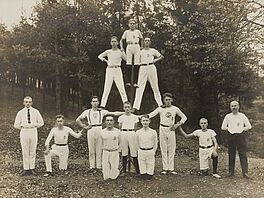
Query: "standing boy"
135 115 158 180
120 18 143 87
101 114 122 180
98 36 128 108
221 101 252 179
44 115 82 176
14 96 44 176
179 118 221 178
118 101 140 175
148 92 187 175
133 37 164 110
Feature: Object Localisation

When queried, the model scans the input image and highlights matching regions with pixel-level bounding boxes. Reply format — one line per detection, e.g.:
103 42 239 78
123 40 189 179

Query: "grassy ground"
0 86 264 197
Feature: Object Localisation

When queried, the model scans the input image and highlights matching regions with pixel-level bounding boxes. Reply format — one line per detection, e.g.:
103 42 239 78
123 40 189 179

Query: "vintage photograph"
0 0 263 197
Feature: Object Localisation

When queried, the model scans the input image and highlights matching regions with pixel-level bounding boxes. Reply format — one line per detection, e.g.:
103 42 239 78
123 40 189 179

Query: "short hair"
104 114 115 121
91 96 99 102
56 114 64 120
199 118 208 123
144 37 151 41
123 101 131 106
141 114 150 120
163 92 173 99
230 101 239 106
129 18 136 23
23 96 32 101
111 36 118 41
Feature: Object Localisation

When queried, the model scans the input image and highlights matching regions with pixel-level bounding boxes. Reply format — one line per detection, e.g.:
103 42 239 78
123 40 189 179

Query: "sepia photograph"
0 0 263 197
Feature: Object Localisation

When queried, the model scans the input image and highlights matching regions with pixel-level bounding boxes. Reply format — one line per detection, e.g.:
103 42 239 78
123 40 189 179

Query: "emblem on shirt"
93 113 98 119
133 35 135 39
207 138 210 142
64 135 66 139
147 54 150 57
165 112 172 118
237 122 240 126
113 136 117 140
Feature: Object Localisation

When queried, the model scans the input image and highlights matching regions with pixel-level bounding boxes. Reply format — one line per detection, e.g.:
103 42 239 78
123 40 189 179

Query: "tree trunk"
55 31 62 114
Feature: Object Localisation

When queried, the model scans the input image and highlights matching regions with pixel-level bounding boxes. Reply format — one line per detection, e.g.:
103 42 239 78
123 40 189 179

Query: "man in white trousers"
148 92 187 175
14 96 44 176
101 114 122 180
136 115 158 180
76 96 123 172
44 115 82 177
133 37 164 110
98 36 128 108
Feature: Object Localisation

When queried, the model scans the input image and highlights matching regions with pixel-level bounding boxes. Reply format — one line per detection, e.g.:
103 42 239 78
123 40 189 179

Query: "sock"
132 157 140 174
212 156 218 174
122 156 128 172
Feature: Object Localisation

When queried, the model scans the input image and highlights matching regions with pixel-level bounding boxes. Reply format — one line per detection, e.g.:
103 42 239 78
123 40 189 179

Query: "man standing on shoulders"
148 92 187 175
221 101 252 179
14 96 44 176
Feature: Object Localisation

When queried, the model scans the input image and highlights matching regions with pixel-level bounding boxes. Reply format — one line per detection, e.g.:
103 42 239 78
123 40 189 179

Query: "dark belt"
127 42 139 45
199 145 213 149
55 144 67 146
230 132 243 136
160 123 170 127
140 147 153 150
141 63 154 66
103 148 118 152
122 129 134 131
91 124 102 127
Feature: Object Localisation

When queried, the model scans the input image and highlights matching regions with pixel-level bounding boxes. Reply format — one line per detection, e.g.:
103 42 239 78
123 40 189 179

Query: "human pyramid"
14 19 252 181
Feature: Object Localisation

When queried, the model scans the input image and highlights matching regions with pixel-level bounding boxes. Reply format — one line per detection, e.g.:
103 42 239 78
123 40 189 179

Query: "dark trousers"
228 132 248 175
124 65 140 84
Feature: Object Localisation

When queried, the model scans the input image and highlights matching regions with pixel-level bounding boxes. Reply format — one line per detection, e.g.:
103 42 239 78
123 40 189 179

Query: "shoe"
126 83 131 87
227 173 234 177
133 84 139 88
198 170 209 176
243 173 251 179
160 170 167 175
168 170 178 175
120 172 126 177
212 173 221 178
21 170 30 176
43 171 52 177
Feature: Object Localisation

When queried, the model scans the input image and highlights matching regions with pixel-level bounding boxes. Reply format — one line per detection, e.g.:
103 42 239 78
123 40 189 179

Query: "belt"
103 148 118 152
160 123 170 127
122 129 134 131
91 124 102 127
140 147 153 150
230 133 242 136
55 144 68 146
108 65 120 68
199 145 213 149
127 42 139 45
22 126 36 129
141 63 154 66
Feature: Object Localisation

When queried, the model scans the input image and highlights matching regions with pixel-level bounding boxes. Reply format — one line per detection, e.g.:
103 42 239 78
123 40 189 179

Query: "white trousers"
44 144 69 172
101 67 128 107
199 147 214 170
126 44 140 65
133 65 162 110
102 150 120 180
121 131 137 157
159 126 176 171
87 127 102 169
138 149 155 175
20 129 38 170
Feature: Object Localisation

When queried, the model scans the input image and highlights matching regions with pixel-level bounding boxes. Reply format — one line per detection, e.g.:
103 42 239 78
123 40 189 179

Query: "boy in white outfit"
98 36 128 108
120 19 143 87
118 101 140 175
101 114 122 180
136 115 158 180
44 115 82 176
179 118 221 178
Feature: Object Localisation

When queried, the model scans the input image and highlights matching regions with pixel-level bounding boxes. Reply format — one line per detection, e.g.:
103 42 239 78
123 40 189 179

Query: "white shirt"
118 113 139 129
77 109 109 125
149 105 187 126
98 49 126 67
221 112 252 134
101 128 121 150
121 29 143 43
140 48 161 64
45 126 81 146
136 128 158 151
192 129 216 147
14 107 44 129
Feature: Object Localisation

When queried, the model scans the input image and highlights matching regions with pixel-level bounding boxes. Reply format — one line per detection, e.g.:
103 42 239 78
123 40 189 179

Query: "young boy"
101 115 122 180
44 115 82 176
135 115 158 180
98 36 128 108
120 18 143 87
118 101 140 175
179 118 221 178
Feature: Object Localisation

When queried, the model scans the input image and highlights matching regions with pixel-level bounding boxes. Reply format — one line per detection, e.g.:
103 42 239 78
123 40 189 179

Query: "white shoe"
212 173 221 178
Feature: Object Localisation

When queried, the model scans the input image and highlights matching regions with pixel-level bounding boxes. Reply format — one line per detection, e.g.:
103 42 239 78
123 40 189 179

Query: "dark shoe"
243 173 251 179
198 170 209 176
146 174 153 180
21 170 30 176
227 173 235 177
